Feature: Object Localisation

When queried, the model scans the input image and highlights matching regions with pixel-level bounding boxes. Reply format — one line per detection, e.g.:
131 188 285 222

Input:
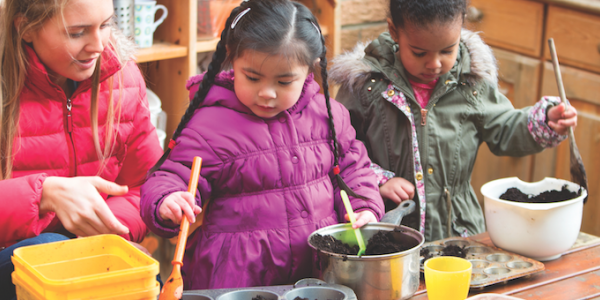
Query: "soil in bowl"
420 244 467 261
310 228 416 256
500 185 580 203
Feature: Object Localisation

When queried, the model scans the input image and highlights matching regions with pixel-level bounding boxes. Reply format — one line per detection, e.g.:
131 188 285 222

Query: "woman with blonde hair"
0 0 162 298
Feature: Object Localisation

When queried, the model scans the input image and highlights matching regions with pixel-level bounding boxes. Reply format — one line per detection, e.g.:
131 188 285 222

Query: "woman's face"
233 50 310 119
22 0 114 87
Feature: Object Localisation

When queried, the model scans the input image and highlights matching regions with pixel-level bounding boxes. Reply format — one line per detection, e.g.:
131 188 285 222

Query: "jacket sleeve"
0 174 56 247
141 113 222 238
478 82 547 156
527 96 567 148
110 61 163 242
330 99 385 221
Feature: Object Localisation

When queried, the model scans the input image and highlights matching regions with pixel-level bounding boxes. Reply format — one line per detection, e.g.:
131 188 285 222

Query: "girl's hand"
40 176 130 237
379 177 415 204
346 210 377 229
158 191 202 224
547 102 578 135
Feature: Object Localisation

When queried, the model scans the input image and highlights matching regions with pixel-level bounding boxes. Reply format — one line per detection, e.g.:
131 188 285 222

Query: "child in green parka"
330 0 578 242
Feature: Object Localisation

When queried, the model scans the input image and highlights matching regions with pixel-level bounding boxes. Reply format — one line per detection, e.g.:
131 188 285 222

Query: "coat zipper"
419 80 458 126
420 109 428 126
390 83 431 127
66 98 77 176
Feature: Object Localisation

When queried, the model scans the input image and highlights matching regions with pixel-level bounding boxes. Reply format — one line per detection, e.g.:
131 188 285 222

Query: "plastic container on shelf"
113 0 135 37
156 128 167 149
197 0 242 39
146 88 167 148
11 234 159 300
146 88 163 129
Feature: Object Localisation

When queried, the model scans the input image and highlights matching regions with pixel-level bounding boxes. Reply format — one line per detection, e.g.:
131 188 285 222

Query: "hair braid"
148 7 242 175
318 34 368 200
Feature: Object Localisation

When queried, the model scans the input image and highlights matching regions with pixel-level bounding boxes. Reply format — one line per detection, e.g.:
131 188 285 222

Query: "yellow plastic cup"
424 256 472 300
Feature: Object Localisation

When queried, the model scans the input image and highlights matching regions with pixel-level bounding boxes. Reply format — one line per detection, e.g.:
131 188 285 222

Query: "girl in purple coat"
141 0 385 290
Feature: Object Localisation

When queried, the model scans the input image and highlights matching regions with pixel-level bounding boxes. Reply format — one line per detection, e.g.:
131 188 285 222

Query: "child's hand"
379 177 415 204
547 102 578 135
346 210 378 229
159 191 202 224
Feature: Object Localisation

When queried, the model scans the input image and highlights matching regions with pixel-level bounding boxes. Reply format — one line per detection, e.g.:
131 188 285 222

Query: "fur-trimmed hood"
111 25 137 64
330 29 497 90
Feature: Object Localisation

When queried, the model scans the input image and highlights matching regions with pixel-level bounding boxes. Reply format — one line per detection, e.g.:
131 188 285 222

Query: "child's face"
21 0 113 86
388 18 462 84
233 50 310 119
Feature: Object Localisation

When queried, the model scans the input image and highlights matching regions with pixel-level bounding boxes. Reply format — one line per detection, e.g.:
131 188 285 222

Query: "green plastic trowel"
340 190 367 256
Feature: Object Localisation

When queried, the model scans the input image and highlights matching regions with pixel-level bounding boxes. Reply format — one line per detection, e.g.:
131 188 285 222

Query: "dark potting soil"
365 228 416 255
420 245 467 261
500 184 580 203
310 234 359 255
251 296 277 300
310 228 415 256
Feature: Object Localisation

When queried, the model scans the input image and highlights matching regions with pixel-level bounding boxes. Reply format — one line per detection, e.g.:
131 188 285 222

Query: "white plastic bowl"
481 177 586 261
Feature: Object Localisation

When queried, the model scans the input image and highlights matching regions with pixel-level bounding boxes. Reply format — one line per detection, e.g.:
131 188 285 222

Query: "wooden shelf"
321 25 329 36
136 42 188 63
196 38 220 53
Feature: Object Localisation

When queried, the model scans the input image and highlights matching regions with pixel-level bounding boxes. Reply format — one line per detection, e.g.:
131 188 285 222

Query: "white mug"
134 0 168 48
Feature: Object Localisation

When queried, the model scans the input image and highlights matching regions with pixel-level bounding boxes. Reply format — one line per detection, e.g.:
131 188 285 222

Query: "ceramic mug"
134 0 168 48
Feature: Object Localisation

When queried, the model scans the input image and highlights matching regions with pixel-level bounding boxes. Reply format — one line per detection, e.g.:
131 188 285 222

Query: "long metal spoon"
547 38 588 203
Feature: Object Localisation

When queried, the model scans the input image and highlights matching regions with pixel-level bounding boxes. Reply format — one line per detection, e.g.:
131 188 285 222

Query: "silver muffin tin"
420 238 545 289
182 278 357 300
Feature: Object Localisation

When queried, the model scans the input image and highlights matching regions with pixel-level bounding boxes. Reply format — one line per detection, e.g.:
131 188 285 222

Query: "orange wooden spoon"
159 156 203 300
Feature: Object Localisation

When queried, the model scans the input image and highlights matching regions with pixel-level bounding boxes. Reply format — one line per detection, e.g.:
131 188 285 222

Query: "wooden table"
410 232 600 300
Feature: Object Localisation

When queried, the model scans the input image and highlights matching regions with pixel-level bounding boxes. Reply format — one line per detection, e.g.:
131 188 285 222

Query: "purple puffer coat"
141 70 384 290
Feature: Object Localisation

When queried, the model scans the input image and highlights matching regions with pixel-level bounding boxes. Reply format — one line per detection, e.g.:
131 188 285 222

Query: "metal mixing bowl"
308 200 424 300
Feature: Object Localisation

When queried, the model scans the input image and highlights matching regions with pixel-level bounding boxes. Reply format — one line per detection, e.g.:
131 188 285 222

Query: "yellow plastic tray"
11 234 159 300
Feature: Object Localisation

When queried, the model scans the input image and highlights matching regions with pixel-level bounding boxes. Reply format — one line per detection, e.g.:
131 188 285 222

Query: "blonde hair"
0 0 135 179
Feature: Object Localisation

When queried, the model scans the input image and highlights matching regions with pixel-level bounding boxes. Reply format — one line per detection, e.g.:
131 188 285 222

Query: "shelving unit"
136 42 187 63
135 0 340 280
196 38 220 53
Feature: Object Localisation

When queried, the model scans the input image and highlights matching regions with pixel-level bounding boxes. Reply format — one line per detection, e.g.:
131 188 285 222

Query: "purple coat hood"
141 70 384 289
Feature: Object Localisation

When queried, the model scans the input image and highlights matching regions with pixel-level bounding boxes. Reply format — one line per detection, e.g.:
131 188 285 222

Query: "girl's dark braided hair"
148 4 240 174
389 0 467 29
149 0 366 199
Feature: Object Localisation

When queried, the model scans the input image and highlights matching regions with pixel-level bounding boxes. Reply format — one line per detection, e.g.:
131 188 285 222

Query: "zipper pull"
420 109 428 126
66 99 73 133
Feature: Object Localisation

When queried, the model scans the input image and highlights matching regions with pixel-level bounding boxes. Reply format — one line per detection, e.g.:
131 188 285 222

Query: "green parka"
330 30 566 241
